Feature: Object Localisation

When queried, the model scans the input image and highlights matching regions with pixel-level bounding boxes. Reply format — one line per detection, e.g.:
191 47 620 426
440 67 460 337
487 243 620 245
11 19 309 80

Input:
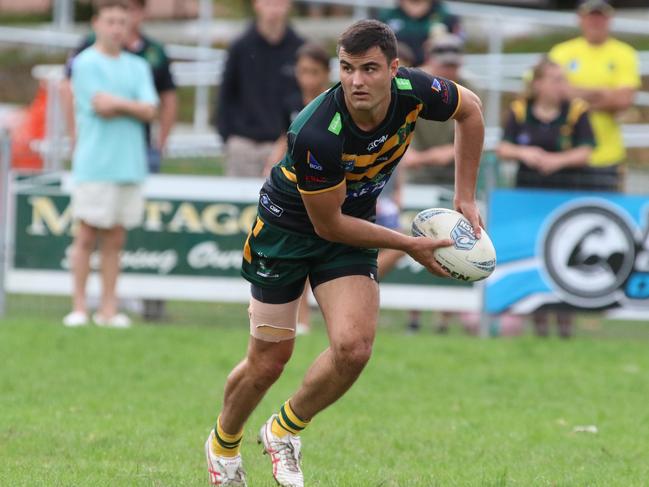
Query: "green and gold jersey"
258 66 460 235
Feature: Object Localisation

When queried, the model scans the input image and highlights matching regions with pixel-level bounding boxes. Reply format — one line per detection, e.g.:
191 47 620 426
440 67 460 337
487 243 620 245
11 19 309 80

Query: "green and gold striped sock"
271 400 310 438
211 415 243 457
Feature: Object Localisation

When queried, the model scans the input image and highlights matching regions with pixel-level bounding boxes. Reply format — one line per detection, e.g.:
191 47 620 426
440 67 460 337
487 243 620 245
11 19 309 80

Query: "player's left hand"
454 199 483 239
92 93 122 118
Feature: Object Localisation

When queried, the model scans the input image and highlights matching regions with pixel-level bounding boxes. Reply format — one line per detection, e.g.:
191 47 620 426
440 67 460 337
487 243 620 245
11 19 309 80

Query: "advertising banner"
486 189 649 317
7 173 480 310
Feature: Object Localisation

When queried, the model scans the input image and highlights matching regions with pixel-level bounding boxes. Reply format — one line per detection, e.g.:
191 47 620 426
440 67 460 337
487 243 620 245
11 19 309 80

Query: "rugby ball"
411 208 496 282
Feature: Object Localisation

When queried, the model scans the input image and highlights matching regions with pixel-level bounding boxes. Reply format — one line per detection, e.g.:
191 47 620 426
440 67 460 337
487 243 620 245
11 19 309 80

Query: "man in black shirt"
215 0 303 177
205 20 485 487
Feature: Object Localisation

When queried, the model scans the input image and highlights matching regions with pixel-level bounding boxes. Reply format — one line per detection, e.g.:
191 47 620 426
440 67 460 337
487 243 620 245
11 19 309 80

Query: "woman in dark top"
498 57 596 190
497 57 596 339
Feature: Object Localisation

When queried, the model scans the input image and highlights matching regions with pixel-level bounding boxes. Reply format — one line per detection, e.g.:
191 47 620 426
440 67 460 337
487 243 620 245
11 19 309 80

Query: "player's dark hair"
337 20 398 63
130 0 147 9
94 0 129 14
297 42 330 71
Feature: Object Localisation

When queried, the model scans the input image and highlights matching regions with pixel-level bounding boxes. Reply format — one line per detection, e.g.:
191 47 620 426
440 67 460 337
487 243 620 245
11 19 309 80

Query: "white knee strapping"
249 296 300 342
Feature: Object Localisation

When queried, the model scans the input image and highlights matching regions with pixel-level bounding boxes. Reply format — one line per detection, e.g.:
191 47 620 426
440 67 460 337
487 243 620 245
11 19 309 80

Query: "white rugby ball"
411 208 496 282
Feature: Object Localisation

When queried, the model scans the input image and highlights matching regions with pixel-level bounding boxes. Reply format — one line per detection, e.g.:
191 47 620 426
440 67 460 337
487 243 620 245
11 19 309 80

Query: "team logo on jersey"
431 78 442 93
308 151 323 171
517 132 531 145
569 60 580 72
342 157 355 171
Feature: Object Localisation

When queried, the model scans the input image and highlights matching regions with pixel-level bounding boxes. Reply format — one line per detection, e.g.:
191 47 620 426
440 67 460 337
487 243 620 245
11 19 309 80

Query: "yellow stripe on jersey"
281 167 298 182
342 105 421 168
345 131 414 181
243 217 264 263
252 216 264 236
243 236 252 264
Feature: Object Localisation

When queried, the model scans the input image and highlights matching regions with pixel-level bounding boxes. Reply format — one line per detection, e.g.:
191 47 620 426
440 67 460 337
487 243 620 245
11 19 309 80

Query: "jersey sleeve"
502 109 520 144
405 68 460 122
291 130 345 194
572 111 596 148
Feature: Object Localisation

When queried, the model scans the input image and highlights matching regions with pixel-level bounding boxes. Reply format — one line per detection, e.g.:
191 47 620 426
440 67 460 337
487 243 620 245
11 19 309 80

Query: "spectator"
62 0 158 328
497 57 595 338
64 0 177 322
378 0 461 66
400 34 473 333
264 42 332 335
549 0 640 191
64 0 177 172
216 0 303 177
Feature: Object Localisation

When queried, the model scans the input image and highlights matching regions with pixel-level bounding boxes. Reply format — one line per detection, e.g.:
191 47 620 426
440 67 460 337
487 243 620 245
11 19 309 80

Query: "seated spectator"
497 57 596 338
378 0 461 66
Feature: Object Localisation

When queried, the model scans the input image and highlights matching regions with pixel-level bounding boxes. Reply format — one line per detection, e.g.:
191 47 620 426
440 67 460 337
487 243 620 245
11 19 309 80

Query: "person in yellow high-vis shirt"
549 0 640 191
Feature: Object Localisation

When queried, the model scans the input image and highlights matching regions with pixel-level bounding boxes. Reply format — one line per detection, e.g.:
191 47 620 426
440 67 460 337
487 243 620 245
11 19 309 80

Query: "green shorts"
241 216 378 304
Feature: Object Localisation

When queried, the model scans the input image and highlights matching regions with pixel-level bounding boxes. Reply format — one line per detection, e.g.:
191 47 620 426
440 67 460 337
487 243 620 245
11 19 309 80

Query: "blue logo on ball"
451 219 477 251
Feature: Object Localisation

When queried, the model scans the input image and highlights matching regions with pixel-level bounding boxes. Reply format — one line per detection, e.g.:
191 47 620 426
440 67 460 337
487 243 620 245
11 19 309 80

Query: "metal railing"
0 130 11 318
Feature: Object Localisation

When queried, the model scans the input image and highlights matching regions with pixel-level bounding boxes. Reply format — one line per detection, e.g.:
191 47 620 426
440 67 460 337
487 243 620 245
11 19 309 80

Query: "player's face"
296 56 330 100
580 11 611 44
339 46 398 113
534 64 569 104
93 7 128 50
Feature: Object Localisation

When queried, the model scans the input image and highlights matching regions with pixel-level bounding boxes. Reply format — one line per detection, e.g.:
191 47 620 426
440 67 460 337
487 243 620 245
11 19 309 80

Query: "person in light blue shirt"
63 0 158 329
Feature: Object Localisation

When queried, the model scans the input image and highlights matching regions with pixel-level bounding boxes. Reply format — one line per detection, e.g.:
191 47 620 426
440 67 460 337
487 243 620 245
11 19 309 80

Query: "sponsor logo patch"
431 78 442 93
395 77 413 90
260 193 284 217
305 175 327 183
308 151 323 171
328 112 342 135
367 134 388 152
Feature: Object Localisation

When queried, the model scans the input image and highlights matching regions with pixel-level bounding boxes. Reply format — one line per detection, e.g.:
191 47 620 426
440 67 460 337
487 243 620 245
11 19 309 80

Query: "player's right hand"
406 236 453 278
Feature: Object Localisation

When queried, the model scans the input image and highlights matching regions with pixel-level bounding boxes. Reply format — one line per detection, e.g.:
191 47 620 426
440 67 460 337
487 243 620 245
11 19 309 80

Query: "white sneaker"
258 415 304 487
92 312 132 329
205 430 247 486
63 311 89 327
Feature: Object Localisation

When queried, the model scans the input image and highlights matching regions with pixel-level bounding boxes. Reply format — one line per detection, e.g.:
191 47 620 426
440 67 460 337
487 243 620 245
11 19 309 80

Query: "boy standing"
63 0 158 328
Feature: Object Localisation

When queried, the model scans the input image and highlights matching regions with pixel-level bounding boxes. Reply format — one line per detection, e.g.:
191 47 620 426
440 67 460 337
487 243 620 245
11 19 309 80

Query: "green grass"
2 297 649 486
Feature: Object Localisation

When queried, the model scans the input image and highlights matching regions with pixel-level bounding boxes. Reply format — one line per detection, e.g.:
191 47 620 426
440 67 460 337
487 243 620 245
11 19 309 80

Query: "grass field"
2 297 649 486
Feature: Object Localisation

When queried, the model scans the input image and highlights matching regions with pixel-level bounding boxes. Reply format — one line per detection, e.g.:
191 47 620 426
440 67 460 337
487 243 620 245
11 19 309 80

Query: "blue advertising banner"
486 189 649 315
